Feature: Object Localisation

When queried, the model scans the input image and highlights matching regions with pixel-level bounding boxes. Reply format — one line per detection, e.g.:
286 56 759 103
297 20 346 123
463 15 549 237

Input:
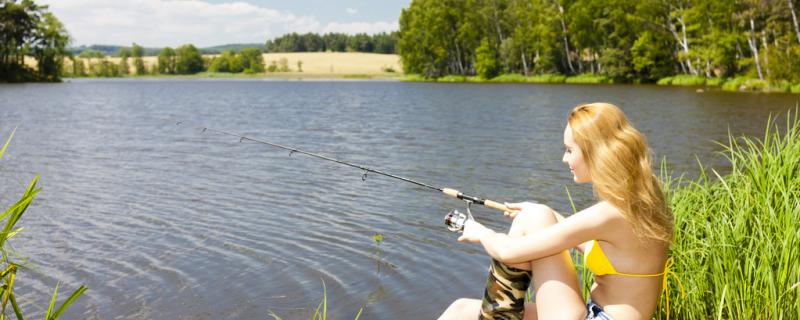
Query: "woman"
438 103 675 320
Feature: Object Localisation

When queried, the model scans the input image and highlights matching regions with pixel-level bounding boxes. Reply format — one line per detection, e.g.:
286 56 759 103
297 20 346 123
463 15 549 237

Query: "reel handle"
442 188 510 213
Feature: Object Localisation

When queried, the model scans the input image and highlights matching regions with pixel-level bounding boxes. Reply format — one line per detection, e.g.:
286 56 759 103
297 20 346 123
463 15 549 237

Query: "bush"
791 83 800 94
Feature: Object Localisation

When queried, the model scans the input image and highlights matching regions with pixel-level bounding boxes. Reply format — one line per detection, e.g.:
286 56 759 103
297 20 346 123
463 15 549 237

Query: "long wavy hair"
568 103 673 244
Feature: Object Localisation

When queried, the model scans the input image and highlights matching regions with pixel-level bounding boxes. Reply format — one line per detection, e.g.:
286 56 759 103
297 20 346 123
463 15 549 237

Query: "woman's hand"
457 219 492 243
503 201 539 218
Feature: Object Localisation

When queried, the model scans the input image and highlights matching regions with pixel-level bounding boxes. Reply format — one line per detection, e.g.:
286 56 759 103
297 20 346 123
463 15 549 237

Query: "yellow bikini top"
584 239 684 319
584 239 664 277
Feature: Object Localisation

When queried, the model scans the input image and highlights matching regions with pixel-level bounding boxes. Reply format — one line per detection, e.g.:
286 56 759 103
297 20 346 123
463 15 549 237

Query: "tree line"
62 44 305 77
265 32 398 54
1 0 70 82
398 0 800 84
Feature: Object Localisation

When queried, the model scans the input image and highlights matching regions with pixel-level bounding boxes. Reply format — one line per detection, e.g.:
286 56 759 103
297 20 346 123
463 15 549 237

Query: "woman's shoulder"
587 201 625 221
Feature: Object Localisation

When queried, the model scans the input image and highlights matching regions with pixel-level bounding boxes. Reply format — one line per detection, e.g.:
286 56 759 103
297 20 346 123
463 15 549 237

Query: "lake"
0 79 796 319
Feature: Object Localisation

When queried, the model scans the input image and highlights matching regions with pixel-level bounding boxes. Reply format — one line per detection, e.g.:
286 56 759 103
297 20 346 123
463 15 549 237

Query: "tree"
117 47 130 75
239 48 264 73
1 1 70 82
174 44 203 74
476 38 500 79
131 42 146 75
157 47 176 74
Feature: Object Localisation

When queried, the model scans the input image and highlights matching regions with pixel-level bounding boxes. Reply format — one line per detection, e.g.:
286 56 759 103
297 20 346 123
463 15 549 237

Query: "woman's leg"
511 204 587 320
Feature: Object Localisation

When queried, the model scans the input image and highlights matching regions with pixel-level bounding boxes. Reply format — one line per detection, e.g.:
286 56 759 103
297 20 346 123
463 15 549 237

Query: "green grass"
719 76 796 93
564 74 612 84
436 75 469 82
667 75 707 86
489 74 528 82
656 108 800 319
527 74 567 83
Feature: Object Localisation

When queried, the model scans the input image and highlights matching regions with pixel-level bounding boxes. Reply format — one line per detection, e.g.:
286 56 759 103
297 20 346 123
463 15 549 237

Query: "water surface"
0 79 796 319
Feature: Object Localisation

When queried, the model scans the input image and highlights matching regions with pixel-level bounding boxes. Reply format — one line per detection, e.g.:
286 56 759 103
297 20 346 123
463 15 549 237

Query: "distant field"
42 52 402 78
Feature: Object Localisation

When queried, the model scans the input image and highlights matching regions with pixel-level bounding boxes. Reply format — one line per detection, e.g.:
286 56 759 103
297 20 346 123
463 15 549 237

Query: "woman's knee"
509 204 558 237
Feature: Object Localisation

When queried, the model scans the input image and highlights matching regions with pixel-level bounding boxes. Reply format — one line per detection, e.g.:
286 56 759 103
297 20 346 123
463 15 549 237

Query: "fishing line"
175 121 511 230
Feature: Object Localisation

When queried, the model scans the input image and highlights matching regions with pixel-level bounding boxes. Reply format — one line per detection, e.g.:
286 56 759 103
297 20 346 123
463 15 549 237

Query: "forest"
398 0 800 87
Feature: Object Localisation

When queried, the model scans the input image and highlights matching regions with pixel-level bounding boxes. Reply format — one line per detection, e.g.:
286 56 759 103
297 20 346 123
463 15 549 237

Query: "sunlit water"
0 79 796 319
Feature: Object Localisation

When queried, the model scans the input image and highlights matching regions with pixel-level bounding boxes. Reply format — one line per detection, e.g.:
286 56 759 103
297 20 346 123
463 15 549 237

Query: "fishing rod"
175 121 511 231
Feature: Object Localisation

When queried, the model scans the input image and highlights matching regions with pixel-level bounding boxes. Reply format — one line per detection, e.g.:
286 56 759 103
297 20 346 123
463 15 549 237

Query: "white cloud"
38 0 322 47
322 21 399 35
345 8 358 15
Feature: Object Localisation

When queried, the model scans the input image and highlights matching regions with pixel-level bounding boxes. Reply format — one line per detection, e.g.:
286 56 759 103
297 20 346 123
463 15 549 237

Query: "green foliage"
475 38 500 80
239 48 264 73
565 74 611 84
721 77 777 92
397 0 800 88
656 77 673 85
631 32 676 82
526 74 567 83
668 75 707 86
660 110 800 318
0 129 87 319
157 47 176 74
1 2 71 82
175 44 204 74
131 43 146 75
401 74 426 82
489 74 527 82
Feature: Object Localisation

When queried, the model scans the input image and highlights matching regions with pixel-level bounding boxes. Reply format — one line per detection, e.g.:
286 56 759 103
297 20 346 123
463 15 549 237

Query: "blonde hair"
568 103 673 244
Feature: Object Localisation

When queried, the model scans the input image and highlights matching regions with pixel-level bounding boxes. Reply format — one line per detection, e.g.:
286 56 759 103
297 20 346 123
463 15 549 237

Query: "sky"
38 0 411 48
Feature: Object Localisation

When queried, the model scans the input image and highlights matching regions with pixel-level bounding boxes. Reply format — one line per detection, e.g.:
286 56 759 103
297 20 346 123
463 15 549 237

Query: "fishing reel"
443 202 475 233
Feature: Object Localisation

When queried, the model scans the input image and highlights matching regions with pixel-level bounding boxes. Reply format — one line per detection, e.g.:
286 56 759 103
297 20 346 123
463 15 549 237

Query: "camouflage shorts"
479 259 532 320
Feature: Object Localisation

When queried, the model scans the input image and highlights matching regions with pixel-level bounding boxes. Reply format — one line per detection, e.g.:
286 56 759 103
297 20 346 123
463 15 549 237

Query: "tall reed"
0 128 87 320
655 108 800 319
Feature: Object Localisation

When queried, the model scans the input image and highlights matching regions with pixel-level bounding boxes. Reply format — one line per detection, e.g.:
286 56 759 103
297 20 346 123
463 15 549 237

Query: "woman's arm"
459 202 617 264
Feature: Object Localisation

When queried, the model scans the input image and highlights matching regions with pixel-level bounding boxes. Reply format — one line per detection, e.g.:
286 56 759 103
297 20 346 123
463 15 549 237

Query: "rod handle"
442 188 510 213
483 199 509 212
442 188 460 198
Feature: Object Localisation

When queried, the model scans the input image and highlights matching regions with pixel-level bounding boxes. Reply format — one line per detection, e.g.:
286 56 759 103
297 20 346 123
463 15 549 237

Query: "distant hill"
201 43 265 54
68 43 265 57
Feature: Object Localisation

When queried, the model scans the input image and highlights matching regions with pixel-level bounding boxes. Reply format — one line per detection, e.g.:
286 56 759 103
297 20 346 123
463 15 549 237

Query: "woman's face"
563 125 591 183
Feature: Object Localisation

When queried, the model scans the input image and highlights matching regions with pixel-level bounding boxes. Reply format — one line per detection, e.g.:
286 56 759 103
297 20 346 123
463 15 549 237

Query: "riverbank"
402 73 800 94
